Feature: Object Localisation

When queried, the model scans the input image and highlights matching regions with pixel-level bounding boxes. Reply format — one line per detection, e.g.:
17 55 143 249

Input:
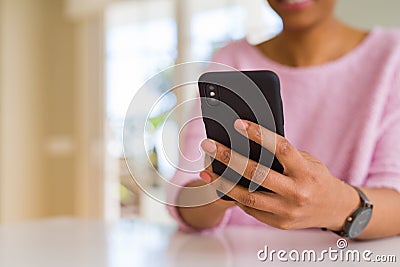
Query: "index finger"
234 119 305 174
202 140 294 195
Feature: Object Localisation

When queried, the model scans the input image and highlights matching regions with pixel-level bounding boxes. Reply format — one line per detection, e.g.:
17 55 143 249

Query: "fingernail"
201 139 216 153
234 119 249 131
199 171 212 183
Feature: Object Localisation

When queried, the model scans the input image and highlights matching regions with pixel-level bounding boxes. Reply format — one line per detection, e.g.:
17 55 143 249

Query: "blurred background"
0 0 399 225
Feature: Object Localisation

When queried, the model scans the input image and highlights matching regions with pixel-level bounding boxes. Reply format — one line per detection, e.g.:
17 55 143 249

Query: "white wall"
336 0 400 29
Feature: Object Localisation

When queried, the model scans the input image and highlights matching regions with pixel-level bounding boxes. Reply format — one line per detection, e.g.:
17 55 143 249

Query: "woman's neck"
258 18 367 67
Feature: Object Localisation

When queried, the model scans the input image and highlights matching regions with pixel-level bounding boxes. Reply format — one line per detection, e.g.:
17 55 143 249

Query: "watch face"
348 209 373 238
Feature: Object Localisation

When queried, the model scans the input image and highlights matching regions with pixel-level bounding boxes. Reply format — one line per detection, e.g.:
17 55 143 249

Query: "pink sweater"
167 28 400 232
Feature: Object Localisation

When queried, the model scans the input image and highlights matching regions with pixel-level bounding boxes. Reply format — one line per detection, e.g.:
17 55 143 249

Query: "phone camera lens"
204 83 219 106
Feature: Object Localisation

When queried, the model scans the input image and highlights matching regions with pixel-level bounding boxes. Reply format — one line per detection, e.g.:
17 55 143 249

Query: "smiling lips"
279 0 315 11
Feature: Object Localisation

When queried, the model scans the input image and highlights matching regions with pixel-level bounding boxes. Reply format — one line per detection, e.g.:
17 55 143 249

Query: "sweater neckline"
244 27 380 73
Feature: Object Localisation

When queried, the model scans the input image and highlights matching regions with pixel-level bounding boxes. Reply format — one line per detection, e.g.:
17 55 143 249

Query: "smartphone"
198 70 284 200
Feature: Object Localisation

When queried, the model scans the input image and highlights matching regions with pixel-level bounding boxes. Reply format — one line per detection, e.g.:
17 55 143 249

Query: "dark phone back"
198 71 284 198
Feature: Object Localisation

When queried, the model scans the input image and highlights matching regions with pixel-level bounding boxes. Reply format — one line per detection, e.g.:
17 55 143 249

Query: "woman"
167 0 400 240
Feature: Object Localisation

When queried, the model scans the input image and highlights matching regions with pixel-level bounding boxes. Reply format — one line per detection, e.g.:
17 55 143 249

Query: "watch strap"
323 186 372 238
352 186 373 208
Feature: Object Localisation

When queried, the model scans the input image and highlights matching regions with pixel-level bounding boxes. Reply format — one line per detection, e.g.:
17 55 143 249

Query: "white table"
0 218 398 267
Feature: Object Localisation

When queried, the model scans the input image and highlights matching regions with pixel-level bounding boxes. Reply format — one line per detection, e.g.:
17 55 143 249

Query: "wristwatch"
330 186 373 239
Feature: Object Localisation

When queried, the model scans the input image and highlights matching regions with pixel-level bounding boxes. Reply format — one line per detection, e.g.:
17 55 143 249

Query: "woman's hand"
199 119 360 231
177 179 235 230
